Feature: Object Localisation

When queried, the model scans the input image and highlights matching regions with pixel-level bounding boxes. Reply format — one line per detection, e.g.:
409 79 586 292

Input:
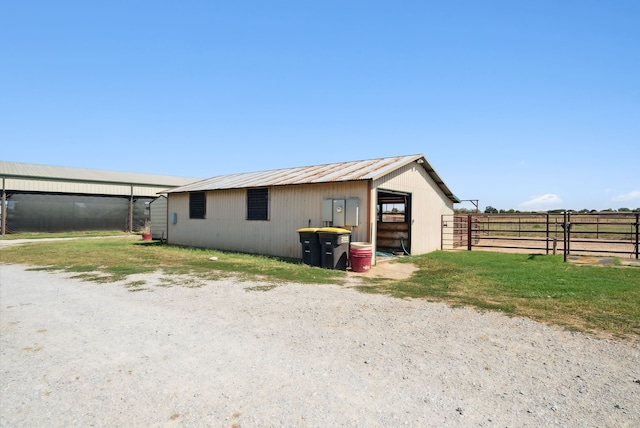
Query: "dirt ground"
1 262 639 427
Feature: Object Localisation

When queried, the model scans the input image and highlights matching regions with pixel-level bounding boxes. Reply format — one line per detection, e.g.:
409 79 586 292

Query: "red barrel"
350 242 372 272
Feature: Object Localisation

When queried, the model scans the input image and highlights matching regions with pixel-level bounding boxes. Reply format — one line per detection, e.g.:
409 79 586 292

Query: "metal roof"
167 154 459 203
0 161 200 188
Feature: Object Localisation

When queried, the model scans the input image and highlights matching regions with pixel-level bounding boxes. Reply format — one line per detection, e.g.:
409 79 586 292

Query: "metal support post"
128 184 134 233
563 211 568 262
467 214 472 251
1 176 6 236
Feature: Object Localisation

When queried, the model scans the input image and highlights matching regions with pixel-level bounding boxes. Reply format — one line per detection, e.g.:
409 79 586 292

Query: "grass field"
2 236 639 340
0 230 131 240
361 251 640 339
0 237 345 285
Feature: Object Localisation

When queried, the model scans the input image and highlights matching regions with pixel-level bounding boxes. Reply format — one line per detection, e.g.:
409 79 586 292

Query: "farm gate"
442 212 640 260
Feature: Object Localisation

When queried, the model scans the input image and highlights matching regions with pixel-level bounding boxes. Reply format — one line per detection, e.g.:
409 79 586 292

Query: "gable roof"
167 154 459 203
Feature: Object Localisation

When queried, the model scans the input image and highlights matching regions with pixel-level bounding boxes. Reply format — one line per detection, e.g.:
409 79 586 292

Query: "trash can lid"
317 227 351 234
296 227 319 233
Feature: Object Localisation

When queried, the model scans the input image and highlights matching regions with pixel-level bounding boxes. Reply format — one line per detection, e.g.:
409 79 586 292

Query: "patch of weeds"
26 266 59 272
155 278 176 288
193 271 228 282
66 265 100 273
245 284 279 292
353 284 387 294
156 275 205 289
70 273 107 282
123 280 149 292
182 279 205 288
100 266 155 282
360 276 396 286
125 280 147 288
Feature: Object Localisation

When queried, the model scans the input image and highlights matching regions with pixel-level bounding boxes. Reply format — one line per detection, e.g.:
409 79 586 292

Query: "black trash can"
317 227 351 270
296 228 321 267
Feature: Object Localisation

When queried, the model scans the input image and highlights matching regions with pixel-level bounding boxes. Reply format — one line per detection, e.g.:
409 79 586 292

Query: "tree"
618 207 631 212
484 206 498 214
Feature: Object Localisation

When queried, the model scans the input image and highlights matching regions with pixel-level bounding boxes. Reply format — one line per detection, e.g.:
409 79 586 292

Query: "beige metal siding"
149 196 167 240
167 182 370 259
4 177 168 197
374 162 454 255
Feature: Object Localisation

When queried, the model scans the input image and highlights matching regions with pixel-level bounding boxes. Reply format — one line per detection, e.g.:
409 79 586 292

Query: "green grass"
2 236 639 339
0 230 130 240
361 251 640 339
0 236 346 285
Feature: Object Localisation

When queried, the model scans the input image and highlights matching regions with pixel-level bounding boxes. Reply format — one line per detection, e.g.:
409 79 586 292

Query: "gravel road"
1 263 639 427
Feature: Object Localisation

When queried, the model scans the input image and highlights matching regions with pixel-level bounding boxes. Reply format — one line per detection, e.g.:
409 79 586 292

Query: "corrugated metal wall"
167 182 370 259
149 196 167 240
374 162 454 254
4 177 168 197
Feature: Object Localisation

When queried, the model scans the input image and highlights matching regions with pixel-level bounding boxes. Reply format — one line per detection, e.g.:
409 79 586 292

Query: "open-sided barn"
0 161 199 235
165 154 459 265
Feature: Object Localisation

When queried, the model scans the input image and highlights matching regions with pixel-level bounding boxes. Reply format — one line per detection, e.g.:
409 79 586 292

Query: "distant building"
0 161 199 234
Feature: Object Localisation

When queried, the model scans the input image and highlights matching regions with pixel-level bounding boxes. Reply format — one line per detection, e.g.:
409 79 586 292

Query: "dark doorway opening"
377 190 411 254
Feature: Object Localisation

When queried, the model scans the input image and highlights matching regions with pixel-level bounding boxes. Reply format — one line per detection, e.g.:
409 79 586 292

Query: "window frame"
246 188 270 221
189 192 206 219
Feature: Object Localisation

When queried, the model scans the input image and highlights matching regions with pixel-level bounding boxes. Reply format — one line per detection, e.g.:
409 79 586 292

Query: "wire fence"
442 212 640 260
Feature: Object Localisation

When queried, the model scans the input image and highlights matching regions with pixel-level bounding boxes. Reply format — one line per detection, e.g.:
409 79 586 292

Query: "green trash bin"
317 227 351 270
296 228 321 267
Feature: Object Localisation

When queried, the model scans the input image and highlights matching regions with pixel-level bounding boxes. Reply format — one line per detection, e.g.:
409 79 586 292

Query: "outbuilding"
165 154 459 265
0 161 199 235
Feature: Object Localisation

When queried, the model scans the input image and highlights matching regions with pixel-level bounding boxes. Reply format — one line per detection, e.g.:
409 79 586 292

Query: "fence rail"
442 212 640 260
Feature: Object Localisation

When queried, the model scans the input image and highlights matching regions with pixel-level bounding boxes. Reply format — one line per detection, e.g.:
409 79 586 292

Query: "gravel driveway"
1 263 639 427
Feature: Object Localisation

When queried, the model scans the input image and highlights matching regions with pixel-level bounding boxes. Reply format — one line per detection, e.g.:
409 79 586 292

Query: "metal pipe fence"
442 212 640 260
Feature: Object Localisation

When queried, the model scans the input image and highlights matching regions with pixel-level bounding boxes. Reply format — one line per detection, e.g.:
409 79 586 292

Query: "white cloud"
612 190 640 202
519 194 562 208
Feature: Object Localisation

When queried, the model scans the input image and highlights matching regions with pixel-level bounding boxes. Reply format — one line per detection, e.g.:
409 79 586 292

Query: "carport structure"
0 161 199 235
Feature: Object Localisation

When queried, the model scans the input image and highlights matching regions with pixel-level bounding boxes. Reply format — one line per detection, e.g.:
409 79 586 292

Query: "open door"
376 190 411 254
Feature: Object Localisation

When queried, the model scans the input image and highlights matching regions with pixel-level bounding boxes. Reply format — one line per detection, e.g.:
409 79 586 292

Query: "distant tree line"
454 206 640 214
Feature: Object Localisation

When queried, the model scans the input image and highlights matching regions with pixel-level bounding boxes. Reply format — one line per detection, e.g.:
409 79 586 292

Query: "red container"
350 242 372 272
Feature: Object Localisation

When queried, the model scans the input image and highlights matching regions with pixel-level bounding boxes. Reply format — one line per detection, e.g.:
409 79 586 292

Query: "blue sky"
2 1 638 211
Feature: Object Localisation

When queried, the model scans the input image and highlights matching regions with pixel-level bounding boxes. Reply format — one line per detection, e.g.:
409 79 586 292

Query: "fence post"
546 213 550 255
563 211 568 262
467 214 472 251
568 211 572 257
635 213 639 260
441 215 445 250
